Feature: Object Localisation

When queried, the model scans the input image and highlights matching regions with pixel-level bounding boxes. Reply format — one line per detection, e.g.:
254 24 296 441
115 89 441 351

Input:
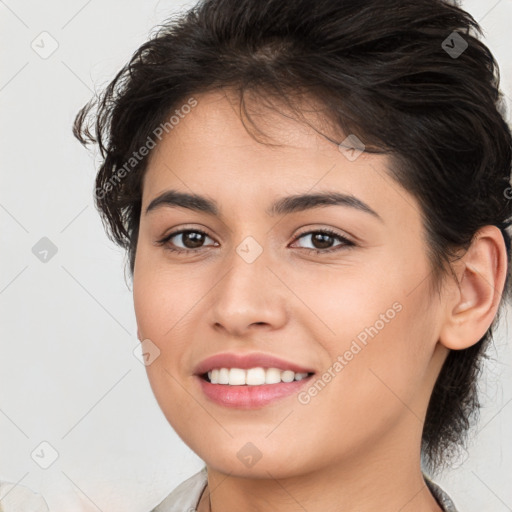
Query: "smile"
205 367 312 385
194 352 316 408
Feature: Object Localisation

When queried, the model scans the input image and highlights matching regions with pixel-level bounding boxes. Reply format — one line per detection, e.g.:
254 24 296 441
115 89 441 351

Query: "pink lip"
194 352 315 375
193 352 316 409
197 377 314 409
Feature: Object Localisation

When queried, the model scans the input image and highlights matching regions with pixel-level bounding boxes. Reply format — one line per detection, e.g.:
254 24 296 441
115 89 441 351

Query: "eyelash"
155 228 355 255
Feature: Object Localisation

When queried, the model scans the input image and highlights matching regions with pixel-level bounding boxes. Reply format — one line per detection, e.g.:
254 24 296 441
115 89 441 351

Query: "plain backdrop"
1 1 511 511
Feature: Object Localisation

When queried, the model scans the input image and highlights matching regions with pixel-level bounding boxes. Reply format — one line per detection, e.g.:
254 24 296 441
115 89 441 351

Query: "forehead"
150 88 344 162
145 89 374 184
141 89 420 233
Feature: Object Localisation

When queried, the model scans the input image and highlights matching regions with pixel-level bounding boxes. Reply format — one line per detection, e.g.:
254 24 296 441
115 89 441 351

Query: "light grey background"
1 1 511 511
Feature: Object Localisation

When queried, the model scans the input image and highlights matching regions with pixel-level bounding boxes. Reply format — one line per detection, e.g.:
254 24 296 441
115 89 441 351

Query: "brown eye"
156 229 217 254
291 229 355 254
174 230 207 249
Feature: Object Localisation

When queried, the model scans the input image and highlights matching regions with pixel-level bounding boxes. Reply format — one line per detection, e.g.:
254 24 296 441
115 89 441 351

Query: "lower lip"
196 375 314 409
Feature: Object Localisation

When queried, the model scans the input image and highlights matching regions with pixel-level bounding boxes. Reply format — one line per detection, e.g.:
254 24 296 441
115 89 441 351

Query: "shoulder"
424 475 459 512
150 467 208 512
0 481 49 512
148 469 459 512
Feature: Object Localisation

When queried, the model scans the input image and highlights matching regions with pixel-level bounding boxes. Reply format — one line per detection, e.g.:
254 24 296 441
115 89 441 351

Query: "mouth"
200 367 315 386
196 367 316 409
193 352 316 408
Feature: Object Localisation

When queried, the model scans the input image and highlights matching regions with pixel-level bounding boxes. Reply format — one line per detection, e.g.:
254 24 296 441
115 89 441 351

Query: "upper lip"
194 352 315 375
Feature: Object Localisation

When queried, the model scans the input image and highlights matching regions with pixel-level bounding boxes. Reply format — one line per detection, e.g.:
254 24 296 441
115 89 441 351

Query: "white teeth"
218 368 229 384
281 370 295 383
205 367 311 385
246 367 266 385
265 367 282 384
228 368 246 385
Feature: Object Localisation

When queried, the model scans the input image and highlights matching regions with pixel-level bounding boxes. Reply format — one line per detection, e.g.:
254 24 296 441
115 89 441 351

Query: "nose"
208 245 289 337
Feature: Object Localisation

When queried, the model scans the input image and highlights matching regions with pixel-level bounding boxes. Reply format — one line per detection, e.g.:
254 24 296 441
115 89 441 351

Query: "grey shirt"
151 467 458 511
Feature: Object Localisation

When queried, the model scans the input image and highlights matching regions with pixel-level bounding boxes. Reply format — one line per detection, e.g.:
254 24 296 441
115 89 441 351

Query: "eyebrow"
145 189 382 221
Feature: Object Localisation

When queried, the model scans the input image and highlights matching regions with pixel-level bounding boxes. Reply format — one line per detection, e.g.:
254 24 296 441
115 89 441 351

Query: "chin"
206 455 306 479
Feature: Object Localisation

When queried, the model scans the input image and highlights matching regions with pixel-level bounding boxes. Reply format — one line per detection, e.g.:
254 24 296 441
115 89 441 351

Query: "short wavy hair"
73 0 512 473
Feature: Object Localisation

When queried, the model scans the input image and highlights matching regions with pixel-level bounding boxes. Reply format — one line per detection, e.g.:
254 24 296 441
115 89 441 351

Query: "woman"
73 0 512 510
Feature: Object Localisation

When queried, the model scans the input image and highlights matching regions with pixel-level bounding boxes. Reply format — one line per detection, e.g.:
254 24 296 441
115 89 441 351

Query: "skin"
133 88 507 512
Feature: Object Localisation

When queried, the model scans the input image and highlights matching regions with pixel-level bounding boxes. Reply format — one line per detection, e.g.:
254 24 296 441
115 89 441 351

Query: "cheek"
133 245 200 341
361 314 437 426
133 263 199 431
295 251 438 415
132 252 209 396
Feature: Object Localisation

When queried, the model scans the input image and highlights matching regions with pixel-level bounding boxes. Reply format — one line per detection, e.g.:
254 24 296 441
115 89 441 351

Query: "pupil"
184 231 205 248
313 233 332 249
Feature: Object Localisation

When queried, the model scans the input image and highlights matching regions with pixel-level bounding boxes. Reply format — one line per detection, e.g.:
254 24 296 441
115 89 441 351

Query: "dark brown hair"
73 0 512 473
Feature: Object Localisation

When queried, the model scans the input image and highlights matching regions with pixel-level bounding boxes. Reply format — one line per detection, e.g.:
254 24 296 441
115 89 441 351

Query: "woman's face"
133 89 448 477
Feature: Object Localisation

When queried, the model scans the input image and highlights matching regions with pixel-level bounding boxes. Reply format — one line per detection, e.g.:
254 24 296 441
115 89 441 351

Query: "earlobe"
439 225 508 350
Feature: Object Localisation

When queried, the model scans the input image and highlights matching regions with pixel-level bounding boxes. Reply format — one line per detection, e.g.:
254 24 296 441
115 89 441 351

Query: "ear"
439 225 508 350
